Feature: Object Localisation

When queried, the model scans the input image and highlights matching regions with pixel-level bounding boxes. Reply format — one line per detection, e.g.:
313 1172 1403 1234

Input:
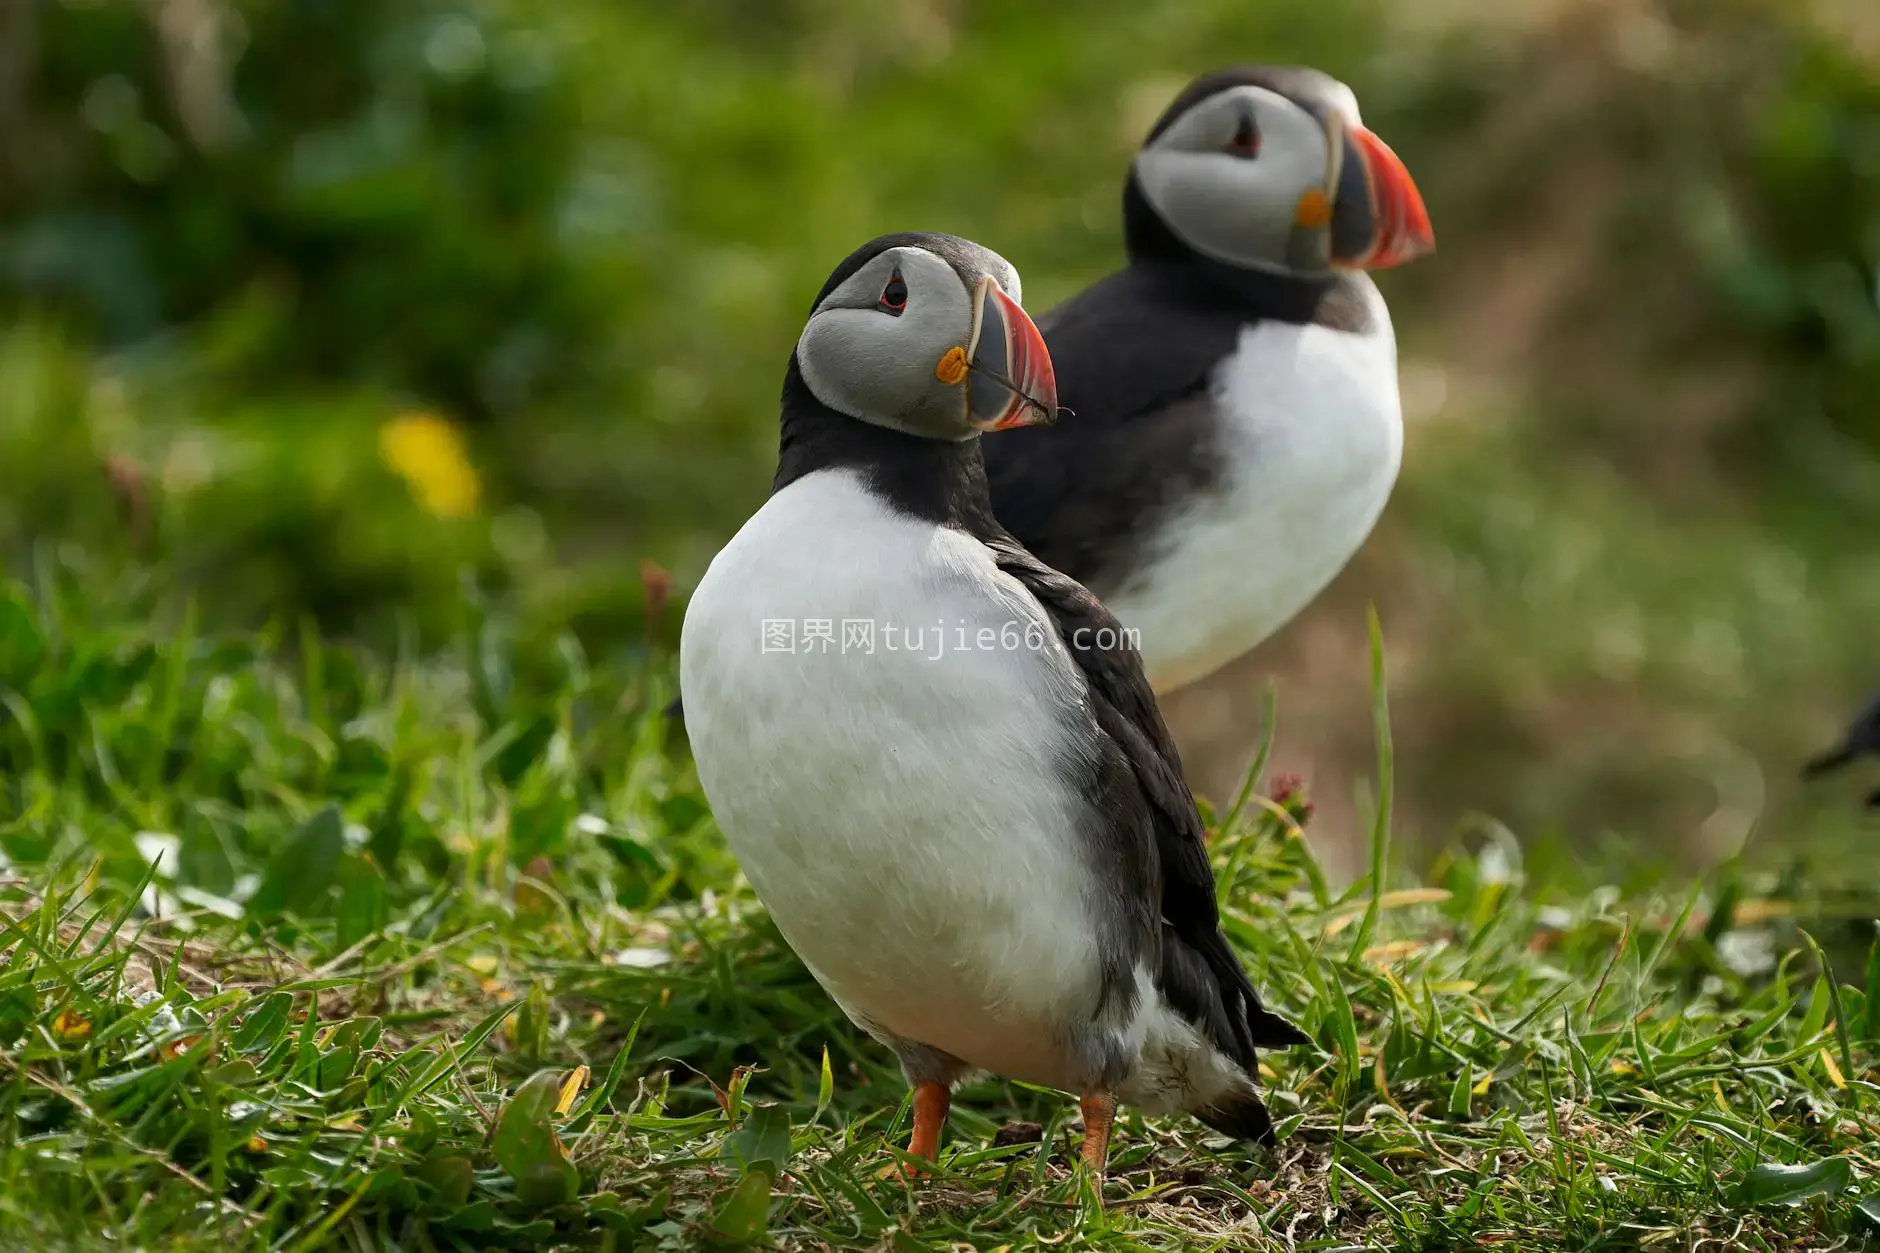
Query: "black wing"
982 267 1242 596
985 535 1308 1071
1034 266 1248 432
1804 683 1880 807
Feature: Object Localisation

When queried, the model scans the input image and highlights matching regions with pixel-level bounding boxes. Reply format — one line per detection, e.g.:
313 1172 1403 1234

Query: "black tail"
1195 1004 1302 1143
1195 1083 1277 1144
1248 1005 1309 1050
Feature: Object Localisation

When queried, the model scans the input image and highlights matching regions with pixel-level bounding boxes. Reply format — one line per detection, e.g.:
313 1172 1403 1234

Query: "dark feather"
980 531 1309 1078
983 266 1240 596
1194 1088 1279 1143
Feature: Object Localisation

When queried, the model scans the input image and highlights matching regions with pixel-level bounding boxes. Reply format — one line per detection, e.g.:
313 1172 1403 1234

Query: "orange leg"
1079 1089 1117 1175
904 1082 950 1174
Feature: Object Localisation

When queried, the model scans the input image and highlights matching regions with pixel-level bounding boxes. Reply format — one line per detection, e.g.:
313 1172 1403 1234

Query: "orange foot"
1079 1089 1116 1175
897 1081 950 1179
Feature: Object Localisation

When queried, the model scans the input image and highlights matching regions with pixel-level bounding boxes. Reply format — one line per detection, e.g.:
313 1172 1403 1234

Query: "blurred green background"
2 0 1877 882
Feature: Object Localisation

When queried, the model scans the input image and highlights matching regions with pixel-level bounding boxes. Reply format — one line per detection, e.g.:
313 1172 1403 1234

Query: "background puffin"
983 66 1435 695
680 232 1305 1173
1804 682 1880 807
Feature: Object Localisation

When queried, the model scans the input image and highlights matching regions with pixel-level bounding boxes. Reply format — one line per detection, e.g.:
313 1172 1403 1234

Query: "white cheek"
1267 117 1332 189
795 296 978 434
1137 150 1227 221
798 310 918 419
795 315 861 417
1137 151 1294 267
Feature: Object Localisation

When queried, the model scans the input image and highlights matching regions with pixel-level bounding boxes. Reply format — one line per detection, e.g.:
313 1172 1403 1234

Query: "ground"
1 585 1875 1251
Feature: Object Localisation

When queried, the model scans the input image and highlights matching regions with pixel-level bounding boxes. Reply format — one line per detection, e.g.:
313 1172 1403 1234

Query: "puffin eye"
1227 114 1260 159
878 271 908 315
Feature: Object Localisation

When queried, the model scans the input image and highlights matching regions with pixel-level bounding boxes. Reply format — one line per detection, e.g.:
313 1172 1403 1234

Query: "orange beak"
964 278 1058 432
1330 123 1434 271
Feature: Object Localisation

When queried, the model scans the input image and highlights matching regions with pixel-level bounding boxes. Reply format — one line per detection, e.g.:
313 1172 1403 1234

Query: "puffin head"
794 232 1059 441
1126 66 1434 278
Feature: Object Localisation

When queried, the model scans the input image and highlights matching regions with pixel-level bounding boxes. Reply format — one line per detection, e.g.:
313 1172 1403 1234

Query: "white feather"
681 469 1103 1087
1106 276 1403 693
680 468 1253 1112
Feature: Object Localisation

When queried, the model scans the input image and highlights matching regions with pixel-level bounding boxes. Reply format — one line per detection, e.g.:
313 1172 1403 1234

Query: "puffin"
982 66 1435 694
1804 683 1880 807
680 232 1306 1173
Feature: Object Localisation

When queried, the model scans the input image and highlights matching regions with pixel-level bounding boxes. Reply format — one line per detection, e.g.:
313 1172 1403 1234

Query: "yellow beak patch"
935 345 970 385
1294 188 1333 229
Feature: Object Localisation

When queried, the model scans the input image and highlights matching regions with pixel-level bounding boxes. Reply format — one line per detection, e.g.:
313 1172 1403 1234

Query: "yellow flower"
52 1008 91 1041
379 412 480 518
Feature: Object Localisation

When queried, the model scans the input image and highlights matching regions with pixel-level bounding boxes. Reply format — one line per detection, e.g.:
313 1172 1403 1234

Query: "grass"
2 562 1879 1252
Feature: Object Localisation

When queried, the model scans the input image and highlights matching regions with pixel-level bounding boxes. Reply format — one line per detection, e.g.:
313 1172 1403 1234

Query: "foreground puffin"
1804 683 1880 807
983 66 1434 693
681 232 1306 1173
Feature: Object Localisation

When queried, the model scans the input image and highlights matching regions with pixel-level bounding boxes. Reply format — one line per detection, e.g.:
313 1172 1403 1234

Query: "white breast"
1108 279 1403 693
678 469 1107 1089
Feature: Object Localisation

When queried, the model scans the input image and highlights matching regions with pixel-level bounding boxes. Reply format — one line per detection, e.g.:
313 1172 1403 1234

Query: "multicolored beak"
963 277 1058 432
1328 121 1434 271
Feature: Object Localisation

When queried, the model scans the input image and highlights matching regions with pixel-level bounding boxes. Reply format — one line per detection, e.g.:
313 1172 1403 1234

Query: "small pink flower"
1268 773 1315 823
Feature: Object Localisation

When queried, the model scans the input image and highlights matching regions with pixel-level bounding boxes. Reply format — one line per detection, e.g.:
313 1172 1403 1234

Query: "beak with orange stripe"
1320 116 1433 271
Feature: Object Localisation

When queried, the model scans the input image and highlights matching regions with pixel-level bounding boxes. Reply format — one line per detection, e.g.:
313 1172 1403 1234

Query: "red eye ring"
878 271 908 314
